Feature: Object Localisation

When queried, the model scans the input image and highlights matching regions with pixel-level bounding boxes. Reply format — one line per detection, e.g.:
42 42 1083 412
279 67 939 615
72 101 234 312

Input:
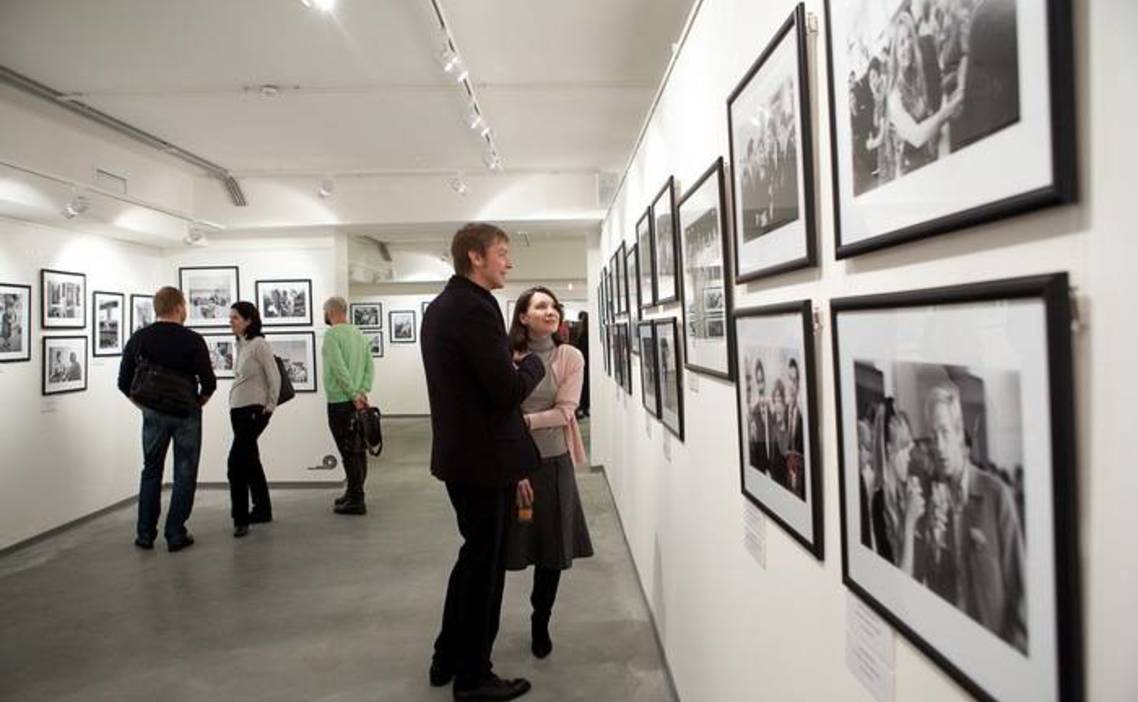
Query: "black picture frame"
651 177 680 305
823 0 1077 259
727 3 817 283
637 321 660 417
179 266 240 329
40 268 86 329
350 302 383 328
390 310 417 344
0 282 32 363
636 208 656 309
129 293 154 335
42 335 87 395
363 329 384 358
654 317 684 441
201 332 237 380
613 321 632 395
600 321 611 377
264 331 318 393
626 242 641 331
830 273 1080 702
256 278 313 327
731 300 823 559
91 291 125 357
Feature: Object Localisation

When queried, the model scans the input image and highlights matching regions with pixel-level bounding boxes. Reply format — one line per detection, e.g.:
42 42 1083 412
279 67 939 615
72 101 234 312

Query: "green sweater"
322 323 374 403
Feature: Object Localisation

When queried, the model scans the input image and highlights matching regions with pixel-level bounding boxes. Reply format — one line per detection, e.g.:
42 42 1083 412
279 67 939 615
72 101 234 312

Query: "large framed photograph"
612 321 632 395
42 335 87 395
831 273 1079 702
202 333 237 379
626 243 641 329
351 302 382 328
652 177 680 305
265 331 318 393
363 329 384 358
0 283 32 363
390 310 417 344
825 0 1076 258
256 279 312 327
636 209 656 308
654 317 684 440
728 3 816 282
130 293 154 335
678 157 735 381
179 266 239 328
41 269 86 329
637 321 659 417
92 291 125 357
733 300 822 558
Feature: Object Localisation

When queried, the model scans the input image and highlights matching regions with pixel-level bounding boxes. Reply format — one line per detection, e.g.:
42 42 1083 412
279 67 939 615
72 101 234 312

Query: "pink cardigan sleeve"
524 345 588 468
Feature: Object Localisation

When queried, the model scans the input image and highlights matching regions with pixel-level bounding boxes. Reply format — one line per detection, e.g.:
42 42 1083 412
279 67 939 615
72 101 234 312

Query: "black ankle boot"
531 614 552 659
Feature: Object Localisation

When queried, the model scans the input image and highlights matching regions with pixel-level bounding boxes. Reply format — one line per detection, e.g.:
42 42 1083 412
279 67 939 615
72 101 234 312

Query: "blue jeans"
137 407 202 542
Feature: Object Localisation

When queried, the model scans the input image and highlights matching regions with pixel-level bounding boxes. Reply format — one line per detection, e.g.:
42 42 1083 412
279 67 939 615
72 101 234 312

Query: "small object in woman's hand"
518 506 533 523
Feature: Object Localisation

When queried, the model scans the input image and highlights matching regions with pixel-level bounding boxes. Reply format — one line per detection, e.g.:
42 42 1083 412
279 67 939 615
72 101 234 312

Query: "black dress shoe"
453 675 531 701
333 501 367 515
233 525 250 538
134 537 154 550
531 617 552 659
167 534 195 552
429 661 454 687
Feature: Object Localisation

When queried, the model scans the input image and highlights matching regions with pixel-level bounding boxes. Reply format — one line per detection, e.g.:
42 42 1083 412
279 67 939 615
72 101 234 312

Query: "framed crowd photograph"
363 329 384 358
202 333 236 379
130 294 154 335
0 283 32 363
390 310 417 344
350 302 382 328
41 269 86 329
612 321 633 395
637 321 660 417
831 273 1080 702
256 279 312 327
636 209 656 308
825 0 1076 258
42 336 87 395
652 177 680 305
654 317 684 440
732 300 823 558
91 291 125 357
678 157 735 381
626 243 641 330
266 331 318 392
179 266 239 328
728 3 817 283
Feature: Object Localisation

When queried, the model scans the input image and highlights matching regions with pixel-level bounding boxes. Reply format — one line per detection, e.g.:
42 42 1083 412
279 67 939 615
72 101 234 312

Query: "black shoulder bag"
274 355 296 406
130 356 198 418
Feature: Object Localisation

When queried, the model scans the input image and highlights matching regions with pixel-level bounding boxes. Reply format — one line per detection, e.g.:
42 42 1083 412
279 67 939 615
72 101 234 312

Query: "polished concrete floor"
0 418 675 702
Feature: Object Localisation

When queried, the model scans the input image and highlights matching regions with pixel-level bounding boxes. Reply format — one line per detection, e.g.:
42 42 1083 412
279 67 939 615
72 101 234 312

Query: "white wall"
591 0 1137 700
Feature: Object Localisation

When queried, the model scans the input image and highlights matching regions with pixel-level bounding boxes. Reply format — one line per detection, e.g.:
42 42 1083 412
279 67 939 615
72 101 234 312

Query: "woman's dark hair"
230 301 264 339
508 286 565 352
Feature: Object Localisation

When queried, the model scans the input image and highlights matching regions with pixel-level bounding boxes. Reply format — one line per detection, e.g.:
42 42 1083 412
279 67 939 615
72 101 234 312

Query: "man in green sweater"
322 296 375 515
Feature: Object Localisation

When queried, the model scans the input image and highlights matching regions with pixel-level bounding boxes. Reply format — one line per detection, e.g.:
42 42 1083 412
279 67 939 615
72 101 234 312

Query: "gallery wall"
590 0 1136 700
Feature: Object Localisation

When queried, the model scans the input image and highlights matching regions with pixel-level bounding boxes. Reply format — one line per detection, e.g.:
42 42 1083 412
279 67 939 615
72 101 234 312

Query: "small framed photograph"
256 279 312 327
626 243 641 330
351 302 382 328
652 177 680 304
600 321 611 377
654 317 684 440
92 291 125 357
612 321 632 395
390 310 417 343
611 244 629 317
179 266 239 328
832 273 1079 702
637 321 659 417
130 294 154 335
728 3 817 282
678 157 736 381
202 333 237 379
41 269 86 329
636 209 656 308
733 300 822 558
363 329 384 358
0 283 32 363
265 331 318 392
43 335 87 395
604 266 615 322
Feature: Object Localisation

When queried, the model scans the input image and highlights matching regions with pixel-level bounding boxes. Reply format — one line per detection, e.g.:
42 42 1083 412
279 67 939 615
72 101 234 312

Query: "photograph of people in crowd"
742 351 807 500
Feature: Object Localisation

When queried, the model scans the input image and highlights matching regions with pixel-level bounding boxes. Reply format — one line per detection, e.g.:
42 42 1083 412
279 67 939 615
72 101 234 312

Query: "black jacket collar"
447 275 495 301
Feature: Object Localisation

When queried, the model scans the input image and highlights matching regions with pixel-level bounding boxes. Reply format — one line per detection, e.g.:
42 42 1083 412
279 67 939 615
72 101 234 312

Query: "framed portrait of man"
42 336 87 395
0 283 32 363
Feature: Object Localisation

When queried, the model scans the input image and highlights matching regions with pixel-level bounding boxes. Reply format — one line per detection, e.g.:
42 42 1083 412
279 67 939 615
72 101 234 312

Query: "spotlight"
184 227 209 247
437 46 469 83
479 124 493 140
465 103 485 131
62 194 89 219
300 0 336 12
318 178 335 199
481 149 503 173
448 175 468 196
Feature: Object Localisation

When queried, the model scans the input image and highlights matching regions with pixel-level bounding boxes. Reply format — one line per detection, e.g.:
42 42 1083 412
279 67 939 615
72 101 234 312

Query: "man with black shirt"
117 286 216 552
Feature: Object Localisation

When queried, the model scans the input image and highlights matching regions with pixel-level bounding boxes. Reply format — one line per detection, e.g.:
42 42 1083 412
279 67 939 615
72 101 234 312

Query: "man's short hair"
153 286 185 317
925 382 965 434
323 296 348 316
451 223 509 277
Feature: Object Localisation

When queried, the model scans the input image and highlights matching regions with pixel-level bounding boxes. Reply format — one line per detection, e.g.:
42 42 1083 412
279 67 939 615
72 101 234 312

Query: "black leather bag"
359 406 383 457
274 355 296 406
130 357 198 418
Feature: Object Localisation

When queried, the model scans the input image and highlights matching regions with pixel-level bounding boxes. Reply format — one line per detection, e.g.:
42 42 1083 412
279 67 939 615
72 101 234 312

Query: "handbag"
130 356 198 418
274 355 296 406
359 406 383 457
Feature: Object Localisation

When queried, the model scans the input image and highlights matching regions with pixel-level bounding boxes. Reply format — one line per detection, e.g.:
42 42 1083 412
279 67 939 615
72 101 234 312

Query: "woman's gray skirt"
505 452 594 571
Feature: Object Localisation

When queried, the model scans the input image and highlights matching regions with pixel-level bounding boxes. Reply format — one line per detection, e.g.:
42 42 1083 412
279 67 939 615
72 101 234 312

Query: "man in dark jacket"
421 223 544 701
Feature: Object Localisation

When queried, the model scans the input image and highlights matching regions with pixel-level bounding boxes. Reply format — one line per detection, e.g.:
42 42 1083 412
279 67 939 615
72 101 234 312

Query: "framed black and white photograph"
92 291 125 357
678 157 735 381
390 310 417 344
265 331 318 393
728 3 816 282
733 300 822 558
638 321 659 417
363 329 384 358
626 243 641 330
0 283 32 363
831 273 1079 702
256 279 312 327
652 177 680 305
600 322 611 377
605 266 615 322
350 302 382 328
636 209 656 308
612 321 632 395
654 317 684 440
202 333 237 379
611 243 629 317
42 335 87 395
825 0 1076 258
179 266 239 328
130 294 154 335
41 269 86 329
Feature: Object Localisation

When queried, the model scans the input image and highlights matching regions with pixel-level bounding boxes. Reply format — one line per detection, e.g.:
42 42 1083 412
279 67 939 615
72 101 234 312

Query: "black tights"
531 567 562 621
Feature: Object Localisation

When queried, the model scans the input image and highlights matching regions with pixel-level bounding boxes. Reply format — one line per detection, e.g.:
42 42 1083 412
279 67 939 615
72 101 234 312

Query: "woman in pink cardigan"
504 286 594 660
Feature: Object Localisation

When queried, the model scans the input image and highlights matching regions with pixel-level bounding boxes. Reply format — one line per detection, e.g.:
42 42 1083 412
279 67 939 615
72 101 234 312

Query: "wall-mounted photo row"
824 0 1076 258
92 291 125 357
202 333 236 379
652 177 680 305
637 321 659 417
678 157 735 381
390 310 417 344
43 335 87 395
611 321 632 395
636 209 656 308
179 266 239 328
257 279 312 327
364 329 384 358
265 331 318 392
0 283 32 363
654 317 684 440
831 273 1079 702
351 302 382 328
41 269 86 329
728 3 816 282
130 293 154 334
733 301 822 559
626 243 641 330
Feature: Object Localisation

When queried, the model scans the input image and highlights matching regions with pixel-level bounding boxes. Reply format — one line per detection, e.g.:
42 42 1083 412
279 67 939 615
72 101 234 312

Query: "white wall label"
845 592 895 702
688 373 699 393
743 500 767 569
40 400 57 414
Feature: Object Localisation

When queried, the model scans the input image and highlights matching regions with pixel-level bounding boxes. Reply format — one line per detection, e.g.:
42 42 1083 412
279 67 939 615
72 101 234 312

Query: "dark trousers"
228 405 272 526
434 481 515 689
328 402 367 502
138 407 202 542
531 567 562 621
